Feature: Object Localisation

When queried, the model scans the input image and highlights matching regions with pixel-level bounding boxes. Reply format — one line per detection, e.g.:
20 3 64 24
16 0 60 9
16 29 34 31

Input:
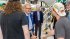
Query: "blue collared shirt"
37 11 40 21
26 13 33 30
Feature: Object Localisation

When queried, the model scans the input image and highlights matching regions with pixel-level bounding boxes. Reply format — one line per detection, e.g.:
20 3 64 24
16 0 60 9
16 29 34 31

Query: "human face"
66 4 70 11
36 7 40 11
52 8 66 17
25 5 31 14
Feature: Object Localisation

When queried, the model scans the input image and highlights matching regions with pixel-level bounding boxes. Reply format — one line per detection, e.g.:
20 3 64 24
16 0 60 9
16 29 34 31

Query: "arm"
22 25 30 39
0 26 3 39
47 29 55 36
40 11 43 23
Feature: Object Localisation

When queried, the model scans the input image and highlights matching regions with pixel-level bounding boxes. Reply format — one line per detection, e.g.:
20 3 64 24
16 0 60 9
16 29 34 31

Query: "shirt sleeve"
55 21 65 38
21 13 28 26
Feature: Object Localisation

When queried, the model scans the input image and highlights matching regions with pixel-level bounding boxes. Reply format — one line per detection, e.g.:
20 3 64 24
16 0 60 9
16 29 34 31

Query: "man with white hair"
52 2 70 39
23 4 36 39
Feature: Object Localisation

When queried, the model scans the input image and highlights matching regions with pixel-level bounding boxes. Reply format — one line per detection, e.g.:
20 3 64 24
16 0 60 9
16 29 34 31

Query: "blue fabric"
37 11 40 21
30 13 34 24
26 13 34 33
26 14 32 30
67 11 70 20
30 13 34 32
33 11 43 24
26 12 35 35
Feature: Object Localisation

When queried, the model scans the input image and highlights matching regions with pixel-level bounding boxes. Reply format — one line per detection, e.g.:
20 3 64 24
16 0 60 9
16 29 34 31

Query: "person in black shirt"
0 0 30 39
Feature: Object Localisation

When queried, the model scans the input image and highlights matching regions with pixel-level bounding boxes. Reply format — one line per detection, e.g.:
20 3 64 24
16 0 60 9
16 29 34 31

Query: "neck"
55 15 60 21
24 12 30 16
25 13 29 16
55 15 60 20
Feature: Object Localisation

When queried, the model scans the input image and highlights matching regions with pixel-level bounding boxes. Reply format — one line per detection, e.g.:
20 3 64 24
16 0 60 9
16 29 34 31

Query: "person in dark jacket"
33 5 43 39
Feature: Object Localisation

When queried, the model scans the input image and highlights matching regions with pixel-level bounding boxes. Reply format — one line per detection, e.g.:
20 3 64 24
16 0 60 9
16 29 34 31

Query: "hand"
31 35 37 39
47 29 55 36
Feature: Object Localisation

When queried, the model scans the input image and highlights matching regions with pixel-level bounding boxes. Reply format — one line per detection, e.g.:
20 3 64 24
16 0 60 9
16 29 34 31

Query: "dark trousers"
35 22 41 39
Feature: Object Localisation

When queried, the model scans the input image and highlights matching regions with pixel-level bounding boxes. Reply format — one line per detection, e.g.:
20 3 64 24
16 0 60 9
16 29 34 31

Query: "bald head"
24 4 31 8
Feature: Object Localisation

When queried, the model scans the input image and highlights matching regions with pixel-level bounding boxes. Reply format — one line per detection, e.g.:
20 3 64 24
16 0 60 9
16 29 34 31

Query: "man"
33 5 43 39
0 0 30 39
66 1 70 20
52 2 70 39
23 4 35 38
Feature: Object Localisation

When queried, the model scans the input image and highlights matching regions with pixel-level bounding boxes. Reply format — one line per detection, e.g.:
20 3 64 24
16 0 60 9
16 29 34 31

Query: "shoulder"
33 11 37 15
19 12 26 17
33 11 37 13
63 17 70 24
40 11 43 13
61 17 69 22
15 11 26 15
56 17 69 25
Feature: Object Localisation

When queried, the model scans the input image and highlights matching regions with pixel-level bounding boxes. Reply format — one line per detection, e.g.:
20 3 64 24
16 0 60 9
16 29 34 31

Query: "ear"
51 8 58 17
51 8 56 14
